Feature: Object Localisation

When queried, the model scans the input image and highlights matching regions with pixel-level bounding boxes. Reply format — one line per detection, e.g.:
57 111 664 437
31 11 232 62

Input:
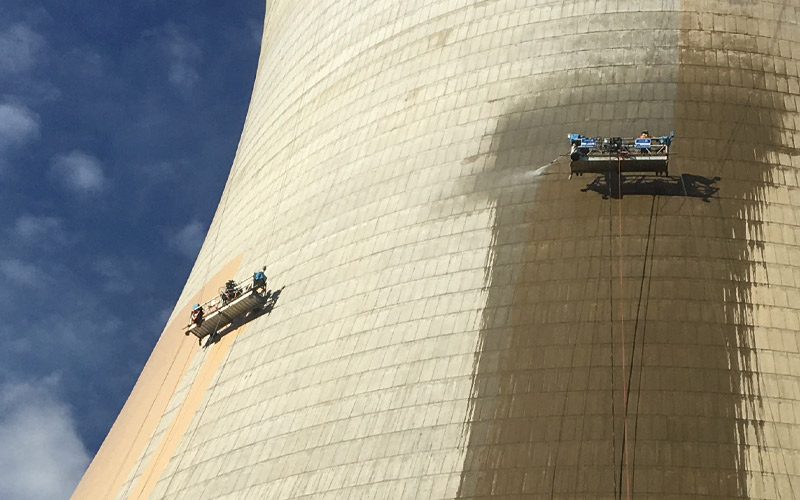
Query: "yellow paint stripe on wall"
71 256 243 500
126 322 246 500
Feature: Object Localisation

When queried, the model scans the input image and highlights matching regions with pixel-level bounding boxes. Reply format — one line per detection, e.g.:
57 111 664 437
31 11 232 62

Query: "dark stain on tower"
457 3 791 499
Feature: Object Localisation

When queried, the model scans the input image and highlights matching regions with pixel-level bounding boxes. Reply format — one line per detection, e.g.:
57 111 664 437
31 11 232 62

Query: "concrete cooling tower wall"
73 1 800 499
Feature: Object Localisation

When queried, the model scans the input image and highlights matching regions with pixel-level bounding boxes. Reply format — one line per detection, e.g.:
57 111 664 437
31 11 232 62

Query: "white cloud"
0 24 44 75
247 19 263 45
10 214 64 242
138 161 177 184
0 378 90 500
163 26 201 91
168 220 206 258
168 61 199 89
166 26 201 61
0 259 43 288
92 257 139 294
0 102 39 150
50 151 106 194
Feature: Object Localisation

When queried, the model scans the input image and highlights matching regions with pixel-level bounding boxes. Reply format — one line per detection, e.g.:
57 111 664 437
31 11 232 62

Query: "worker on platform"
638 130 652 154
190 304 204 326
253 266 267 290
221 279 240 304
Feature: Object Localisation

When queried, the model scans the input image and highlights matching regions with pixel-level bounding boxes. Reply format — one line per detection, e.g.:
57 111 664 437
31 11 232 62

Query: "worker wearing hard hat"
190 304 204 326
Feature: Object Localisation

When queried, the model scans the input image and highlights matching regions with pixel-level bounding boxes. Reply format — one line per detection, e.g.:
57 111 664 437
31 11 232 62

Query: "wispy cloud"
0 0 264 470
0 102 39 151
139 160 177 183
92 257 145 294
0 23 44 76
0 378 90 500
10 214 65 244
168 219 206 258
247 20 264 45
50 150 107 194
163 25 201 91
168 61 199 89
0 259 43 288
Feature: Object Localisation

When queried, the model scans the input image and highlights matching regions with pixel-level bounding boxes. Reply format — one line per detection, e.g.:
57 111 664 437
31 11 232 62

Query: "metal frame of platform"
185 290 269 340
568 133 673 176
184 274 270 341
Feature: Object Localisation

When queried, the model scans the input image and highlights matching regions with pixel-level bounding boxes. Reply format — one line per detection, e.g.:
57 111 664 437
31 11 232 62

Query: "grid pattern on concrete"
82 1 800 499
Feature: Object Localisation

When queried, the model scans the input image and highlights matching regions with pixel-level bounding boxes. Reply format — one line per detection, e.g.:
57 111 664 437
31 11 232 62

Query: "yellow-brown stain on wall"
126 316 246 500
71 256 243 500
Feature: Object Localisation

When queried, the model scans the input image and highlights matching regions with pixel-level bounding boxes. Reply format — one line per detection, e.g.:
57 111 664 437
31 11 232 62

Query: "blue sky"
0 1 263 498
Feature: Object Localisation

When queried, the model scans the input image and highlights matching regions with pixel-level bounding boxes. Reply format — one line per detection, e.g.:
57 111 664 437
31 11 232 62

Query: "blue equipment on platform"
567 132 674 176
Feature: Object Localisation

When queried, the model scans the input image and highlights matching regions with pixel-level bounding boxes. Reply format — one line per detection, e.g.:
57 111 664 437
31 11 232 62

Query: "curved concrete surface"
73 2 800 499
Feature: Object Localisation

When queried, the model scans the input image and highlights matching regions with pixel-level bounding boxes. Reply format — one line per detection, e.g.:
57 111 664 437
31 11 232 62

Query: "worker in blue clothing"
253 266 267 290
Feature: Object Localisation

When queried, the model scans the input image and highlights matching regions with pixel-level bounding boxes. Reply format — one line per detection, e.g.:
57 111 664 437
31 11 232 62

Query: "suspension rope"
573 186 609 488
159 328 239 497
615 157 632 500
115 174 239 500
119 181 239 500
148 8 330 498
115 336 197 500
607 180 618 500
121 88 263 500
627 194 658 496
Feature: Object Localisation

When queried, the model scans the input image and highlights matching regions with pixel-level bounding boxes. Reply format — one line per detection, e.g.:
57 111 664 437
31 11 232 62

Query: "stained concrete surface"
74 2 800 499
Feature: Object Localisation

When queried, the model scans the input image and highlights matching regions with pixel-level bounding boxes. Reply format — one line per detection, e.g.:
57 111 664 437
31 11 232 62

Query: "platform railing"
572 137 669 157
187 274 263 325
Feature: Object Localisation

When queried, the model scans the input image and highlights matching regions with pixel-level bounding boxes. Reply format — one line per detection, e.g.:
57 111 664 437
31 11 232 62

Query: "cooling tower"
73 1 800 499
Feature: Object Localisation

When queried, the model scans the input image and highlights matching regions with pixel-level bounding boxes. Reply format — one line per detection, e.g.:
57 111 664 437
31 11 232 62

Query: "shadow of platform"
581 173 720 201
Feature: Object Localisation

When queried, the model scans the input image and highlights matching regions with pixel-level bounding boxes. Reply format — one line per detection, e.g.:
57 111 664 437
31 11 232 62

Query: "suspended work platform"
184 272 271 343
568 132 674 176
